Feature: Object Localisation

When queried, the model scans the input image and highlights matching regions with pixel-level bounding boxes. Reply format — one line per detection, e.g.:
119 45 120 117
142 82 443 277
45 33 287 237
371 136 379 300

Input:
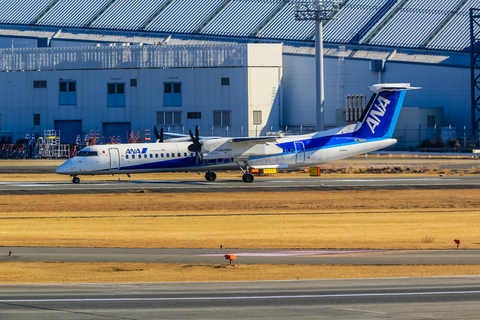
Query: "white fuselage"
56 137 397 176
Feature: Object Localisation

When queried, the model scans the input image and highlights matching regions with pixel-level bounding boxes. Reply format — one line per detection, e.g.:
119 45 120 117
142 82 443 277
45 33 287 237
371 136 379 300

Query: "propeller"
154 126 164 143
188 126 202 157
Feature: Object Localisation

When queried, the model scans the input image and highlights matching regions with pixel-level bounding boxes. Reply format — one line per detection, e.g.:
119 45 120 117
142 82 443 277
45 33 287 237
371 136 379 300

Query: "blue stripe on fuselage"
105 156 234 172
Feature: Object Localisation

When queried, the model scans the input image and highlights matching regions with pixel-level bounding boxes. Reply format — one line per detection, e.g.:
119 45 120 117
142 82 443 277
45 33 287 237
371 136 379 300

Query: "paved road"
2 247 479 265
1 175 480 194
1 277 479 319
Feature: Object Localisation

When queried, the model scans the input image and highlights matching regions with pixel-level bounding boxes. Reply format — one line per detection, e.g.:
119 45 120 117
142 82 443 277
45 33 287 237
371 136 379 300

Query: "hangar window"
427 115 436 128
213 110 231 127
187 112 201 119
164 82 182 106
157 111 182 126
221 78 229 86
59 81 77 105
253 110 262 125
107 83 125 107
130 79 137 87
33 114 40 126
34 80 47 89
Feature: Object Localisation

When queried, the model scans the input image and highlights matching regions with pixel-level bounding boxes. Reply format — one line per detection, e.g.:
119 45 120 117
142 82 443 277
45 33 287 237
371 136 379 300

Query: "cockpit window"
77 151 98 157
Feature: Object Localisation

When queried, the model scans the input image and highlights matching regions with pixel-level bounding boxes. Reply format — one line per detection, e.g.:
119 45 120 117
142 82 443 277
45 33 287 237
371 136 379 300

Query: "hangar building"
0 0 476 149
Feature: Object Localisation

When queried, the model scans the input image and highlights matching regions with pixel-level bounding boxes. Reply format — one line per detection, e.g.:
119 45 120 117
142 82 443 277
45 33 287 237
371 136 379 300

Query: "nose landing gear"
72 176 80 184
205 171 217 181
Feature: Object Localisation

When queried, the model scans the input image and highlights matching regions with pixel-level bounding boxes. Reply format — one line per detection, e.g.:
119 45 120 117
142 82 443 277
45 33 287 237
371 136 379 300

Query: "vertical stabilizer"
352 83 420 139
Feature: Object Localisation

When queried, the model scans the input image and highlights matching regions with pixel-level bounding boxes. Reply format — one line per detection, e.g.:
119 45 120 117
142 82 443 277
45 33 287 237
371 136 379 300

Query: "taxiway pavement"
2 247 480 265
1 175 480 195
1 277 480 319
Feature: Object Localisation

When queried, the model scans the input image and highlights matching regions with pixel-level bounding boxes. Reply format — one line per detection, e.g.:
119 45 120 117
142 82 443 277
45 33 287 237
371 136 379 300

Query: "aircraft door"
294 141 305 163
108 148 120 170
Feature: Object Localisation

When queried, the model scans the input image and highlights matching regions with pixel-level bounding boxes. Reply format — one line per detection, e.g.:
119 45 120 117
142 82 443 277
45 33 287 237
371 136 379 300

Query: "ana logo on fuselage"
366 96 390 134
125 148 148 155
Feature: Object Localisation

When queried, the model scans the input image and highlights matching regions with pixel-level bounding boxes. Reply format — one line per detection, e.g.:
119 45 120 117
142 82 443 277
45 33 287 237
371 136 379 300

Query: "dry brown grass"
1 190 480 249
1 262 479 284
1 189 479 214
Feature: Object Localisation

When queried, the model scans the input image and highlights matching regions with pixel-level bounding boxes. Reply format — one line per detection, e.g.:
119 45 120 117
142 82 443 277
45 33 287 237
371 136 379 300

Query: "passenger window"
144 154 147 159
126 155 129 159
166 153 169 157
150 154 153 158
132 155 135 159
184 152 187 157
161 153 164 158
178 153 181 157
155 154 158 158
172 153 175 157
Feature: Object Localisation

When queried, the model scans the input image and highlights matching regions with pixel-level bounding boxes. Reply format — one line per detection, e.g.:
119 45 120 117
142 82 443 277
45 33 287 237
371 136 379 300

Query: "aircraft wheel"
72 176 80 184
205 171 217 182
242 173 254 183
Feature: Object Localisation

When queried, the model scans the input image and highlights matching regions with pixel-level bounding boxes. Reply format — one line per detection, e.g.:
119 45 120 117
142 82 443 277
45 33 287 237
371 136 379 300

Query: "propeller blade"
188 126 202 153
189 129 195 143
154 126 164 142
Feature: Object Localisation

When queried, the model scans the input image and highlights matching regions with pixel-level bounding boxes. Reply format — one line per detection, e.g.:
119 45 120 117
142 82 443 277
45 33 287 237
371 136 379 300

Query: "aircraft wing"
229 136 279 143
163 132 223 142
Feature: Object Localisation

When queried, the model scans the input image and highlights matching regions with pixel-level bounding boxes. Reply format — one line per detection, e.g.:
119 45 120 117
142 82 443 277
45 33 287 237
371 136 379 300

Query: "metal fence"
1 125 479 159
0 44 249 72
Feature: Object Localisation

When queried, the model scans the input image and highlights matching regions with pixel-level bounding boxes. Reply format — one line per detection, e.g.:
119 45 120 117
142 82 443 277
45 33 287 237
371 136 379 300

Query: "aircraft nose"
56 161 72 174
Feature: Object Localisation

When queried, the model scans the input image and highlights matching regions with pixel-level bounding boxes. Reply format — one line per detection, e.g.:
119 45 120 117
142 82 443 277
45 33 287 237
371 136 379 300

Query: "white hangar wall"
282 53 470 134
0 43 283 143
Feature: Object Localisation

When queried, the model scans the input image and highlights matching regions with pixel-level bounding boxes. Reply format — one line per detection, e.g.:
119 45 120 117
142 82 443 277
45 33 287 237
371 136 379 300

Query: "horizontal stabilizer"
367 83 421 93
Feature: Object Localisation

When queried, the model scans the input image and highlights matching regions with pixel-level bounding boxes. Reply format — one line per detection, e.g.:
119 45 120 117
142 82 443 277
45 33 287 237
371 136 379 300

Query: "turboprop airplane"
56 83 419 183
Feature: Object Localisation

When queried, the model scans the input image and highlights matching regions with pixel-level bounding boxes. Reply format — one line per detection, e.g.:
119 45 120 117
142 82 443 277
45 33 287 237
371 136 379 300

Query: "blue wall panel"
55 120 82 145
103 122 131 143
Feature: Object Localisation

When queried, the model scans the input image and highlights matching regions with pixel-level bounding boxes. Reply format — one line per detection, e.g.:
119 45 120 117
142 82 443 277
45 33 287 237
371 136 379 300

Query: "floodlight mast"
295 0 339 132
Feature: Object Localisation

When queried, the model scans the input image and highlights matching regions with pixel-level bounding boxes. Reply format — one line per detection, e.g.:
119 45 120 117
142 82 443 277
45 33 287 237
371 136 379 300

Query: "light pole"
295 1 339 132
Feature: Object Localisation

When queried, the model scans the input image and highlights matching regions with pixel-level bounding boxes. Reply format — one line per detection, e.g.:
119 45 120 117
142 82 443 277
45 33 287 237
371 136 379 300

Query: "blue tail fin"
352 83 419 139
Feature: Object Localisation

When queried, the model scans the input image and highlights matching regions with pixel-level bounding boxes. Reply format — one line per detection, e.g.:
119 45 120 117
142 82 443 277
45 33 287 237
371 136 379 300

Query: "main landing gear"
205 171 217 182
72 176 80 184
242 173 254 183
237 161 254 183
